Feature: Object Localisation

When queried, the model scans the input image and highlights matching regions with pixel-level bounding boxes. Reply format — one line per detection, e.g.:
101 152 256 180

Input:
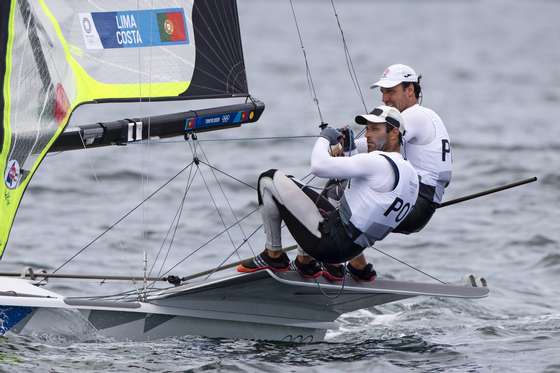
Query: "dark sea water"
2 0 560 372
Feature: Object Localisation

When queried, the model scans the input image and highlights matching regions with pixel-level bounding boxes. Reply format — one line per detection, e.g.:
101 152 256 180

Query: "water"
2 0 560 371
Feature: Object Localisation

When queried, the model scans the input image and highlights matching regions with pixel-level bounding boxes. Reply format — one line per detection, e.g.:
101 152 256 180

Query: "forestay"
0 0 250 258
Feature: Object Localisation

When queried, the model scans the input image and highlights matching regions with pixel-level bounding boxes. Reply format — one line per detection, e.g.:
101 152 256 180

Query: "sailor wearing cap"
237 105 419 281
371 64 452 233
345 65 453 276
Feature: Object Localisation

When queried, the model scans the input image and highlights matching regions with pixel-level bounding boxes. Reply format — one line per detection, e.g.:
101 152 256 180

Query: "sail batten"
0 0 257 258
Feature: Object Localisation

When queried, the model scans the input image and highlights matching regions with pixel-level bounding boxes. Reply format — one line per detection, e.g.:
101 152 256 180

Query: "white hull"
1 270 489 342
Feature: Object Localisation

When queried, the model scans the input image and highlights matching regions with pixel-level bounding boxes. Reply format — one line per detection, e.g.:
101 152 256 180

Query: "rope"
47 160 195 277
147 207 260 288
329 0 368 113
198 142 257 257
369 244 447 285
313 265 348 300
288 0 326 127
202 223 264 281
197 159 256 191
152 165 199 281
128 135 320 145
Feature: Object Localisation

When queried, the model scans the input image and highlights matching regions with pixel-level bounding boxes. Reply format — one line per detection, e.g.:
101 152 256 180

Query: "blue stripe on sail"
0 306 33 335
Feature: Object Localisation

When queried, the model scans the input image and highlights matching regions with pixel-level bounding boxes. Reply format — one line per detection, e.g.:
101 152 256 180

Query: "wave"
26 185 83 195
534 254 560 268
507 234 557 248
87 170 147 182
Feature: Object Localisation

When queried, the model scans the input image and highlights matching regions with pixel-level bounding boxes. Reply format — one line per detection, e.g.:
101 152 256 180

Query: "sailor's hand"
320 127 343 146
338 126 357 153
330 143 344 156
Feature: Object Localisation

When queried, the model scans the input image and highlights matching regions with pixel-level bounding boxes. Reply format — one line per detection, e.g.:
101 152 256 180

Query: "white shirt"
401 104 452 204
311 137 419 244
311 138 395 192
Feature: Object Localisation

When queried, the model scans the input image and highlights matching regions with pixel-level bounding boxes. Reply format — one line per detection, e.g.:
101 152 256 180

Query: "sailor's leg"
349 254 368 269
316 179 348 279
239 169 326 274
284 177 325 261
258 169 324 257
236 170 292 273
284 176 342 262
258 172 283 253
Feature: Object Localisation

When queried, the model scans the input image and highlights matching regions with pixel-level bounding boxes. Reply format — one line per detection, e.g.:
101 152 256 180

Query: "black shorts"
260 172 364 263
392 195 437 234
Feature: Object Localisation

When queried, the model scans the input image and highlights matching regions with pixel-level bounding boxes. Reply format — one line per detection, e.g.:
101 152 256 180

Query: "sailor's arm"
402 109 435 145
311 137 395 188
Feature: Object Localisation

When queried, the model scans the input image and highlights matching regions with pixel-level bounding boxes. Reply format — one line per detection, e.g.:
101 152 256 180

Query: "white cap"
370 64 419 89
355 105 406 136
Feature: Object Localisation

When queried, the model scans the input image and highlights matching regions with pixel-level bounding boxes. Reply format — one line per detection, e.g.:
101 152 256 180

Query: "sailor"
237 106 419 280
345 64 453 275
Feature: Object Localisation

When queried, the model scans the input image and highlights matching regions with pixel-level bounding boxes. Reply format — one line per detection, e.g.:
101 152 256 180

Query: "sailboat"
0 0 488 342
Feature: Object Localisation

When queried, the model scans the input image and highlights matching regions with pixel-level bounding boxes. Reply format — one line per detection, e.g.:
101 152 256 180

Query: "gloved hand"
320 127 342 146
338 126 356 153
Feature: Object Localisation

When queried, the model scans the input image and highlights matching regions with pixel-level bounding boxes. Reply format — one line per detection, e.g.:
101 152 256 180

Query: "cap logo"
382 68 390 78
403 73 412 78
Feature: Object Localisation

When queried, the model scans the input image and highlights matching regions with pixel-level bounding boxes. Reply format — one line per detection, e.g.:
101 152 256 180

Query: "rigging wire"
46 160 196 277
77 130 101 185
197 159 256 191
187 141 243 259
149 163 198 280
370 244 447 285
139 0 156 272
145 206 261 289
202 222 264 281
329 0 368 113
197 143 257 257
288 0 326 127
133 135 320 144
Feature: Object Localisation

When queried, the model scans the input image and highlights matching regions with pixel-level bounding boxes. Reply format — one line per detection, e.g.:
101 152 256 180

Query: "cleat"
237 250 290 273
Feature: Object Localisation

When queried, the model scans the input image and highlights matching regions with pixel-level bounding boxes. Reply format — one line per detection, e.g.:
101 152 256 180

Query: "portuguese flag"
157 11 187 42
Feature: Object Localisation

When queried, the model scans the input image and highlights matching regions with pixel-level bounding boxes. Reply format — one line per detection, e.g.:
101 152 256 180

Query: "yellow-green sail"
0 0 249 258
